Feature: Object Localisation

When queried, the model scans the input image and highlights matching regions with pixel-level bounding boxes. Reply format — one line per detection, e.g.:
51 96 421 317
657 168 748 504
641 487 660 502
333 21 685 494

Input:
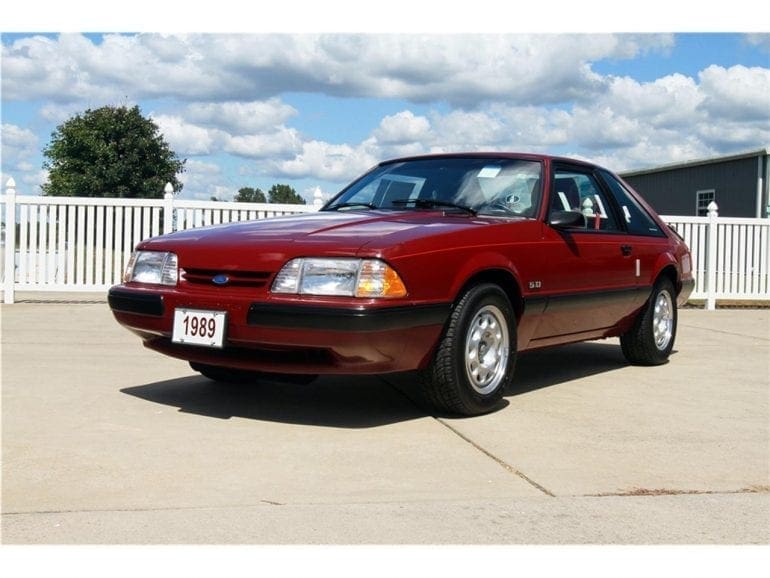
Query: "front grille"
182 268 272 288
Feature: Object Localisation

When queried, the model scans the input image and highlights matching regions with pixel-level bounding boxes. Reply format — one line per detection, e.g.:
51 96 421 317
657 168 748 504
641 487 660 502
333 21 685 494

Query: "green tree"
42 105 185 198
235 187 267 203
268 184 306 205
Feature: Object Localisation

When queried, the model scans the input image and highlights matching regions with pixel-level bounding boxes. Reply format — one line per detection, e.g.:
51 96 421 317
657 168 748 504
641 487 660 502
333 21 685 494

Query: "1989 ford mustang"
109 153 694 415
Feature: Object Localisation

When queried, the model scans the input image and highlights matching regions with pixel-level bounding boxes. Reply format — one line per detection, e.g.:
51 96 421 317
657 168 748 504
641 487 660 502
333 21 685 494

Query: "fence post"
313 186 324 208
3 178 17 304
705 201 719 310
163 182 174 234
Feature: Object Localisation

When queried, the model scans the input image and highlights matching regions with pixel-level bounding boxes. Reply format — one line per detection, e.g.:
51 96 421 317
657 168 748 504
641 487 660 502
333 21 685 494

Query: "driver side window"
550 170 619 232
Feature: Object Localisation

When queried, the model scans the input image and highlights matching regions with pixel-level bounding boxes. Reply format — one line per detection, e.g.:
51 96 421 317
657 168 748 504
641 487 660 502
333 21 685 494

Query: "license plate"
172 308 227 348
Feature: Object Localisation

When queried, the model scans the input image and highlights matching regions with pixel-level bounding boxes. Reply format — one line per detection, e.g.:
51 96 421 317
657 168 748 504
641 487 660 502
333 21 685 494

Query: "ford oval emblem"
212 274 230 285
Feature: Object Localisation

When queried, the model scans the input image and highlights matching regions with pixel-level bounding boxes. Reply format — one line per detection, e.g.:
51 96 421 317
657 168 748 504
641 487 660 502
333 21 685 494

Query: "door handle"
621 244 633 256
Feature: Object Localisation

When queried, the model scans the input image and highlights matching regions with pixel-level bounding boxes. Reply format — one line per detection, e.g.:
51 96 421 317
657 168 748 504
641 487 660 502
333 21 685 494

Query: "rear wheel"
419 283 516 416
621 277 677 365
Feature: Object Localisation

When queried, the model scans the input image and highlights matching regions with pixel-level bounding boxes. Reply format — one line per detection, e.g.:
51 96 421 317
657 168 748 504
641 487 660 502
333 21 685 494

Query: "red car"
109 153 694 415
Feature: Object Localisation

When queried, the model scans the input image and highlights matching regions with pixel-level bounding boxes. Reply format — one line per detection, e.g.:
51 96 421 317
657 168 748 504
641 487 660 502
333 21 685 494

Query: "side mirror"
549 210 585 229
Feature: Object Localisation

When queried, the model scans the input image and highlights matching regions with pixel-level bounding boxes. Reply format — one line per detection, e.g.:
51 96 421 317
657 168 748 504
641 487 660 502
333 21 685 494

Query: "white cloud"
698 65 770 121
1 33 674 107
1 124 38 162
152 101 303 160
178 159 234 201
185 159 221 175
20 169 50 193
39 102 102 124
745 33 770 52
270 140 378 181
373 111 432 144
2 33 768 191
185 99 298 135
589 140 715 173
224 127 303 159
488 105 571 149
600 74 704 128
151 114 222 156
569 106 644 150
431 110 507 147
695 120 770 150
1 124 41 191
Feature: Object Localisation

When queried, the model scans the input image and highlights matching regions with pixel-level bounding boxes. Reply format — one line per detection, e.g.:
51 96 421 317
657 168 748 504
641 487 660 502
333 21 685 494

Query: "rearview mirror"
549 210 584 229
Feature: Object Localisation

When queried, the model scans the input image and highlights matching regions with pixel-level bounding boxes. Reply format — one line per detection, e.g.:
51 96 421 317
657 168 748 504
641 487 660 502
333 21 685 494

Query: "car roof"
379 152 601 170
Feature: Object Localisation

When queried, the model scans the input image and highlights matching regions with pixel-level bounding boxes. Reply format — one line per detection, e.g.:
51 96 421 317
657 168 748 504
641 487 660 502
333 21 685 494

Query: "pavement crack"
1 501 287 516
435 418 555 497
589 485 770 498
679 323 770 341
379 375 555 497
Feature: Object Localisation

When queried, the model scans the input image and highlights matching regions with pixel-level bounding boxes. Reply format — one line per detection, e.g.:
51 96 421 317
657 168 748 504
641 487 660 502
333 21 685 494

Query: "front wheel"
419 283 517 416
620 277 677 365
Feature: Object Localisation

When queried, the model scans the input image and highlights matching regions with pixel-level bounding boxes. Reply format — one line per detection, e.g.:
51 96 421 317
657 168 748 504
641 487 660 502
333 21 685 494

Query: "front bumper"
108 286 451 374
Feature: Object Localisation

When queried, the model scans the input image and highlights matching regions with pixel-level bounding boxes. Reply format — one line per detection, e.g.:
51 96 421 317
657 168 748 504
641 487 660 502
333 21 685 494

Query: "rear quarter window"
599 170 665 237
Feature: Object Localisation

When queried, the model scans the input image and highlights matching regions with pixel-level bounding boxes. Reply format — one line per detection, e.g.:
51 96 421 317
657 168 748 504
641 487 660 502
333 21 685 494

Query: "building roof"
620 147 770 178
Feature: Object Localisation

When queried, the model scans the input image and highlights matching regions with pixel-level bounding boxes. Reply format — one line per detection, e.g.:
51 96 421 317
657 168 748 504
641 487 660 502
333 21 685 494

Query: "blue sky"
2 3 769 201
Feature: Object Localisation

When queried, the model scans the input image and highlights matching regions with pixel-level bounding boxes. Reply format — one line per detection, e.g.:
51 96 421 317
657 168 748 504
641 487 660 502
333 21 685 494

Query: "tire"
419 283 517 416
620 277 677 365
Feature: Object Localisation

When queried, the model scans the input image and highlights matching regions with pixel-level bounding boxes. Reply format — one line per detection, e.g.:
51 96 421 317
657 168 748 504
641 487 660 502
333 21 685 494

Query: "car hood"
138 210 526 270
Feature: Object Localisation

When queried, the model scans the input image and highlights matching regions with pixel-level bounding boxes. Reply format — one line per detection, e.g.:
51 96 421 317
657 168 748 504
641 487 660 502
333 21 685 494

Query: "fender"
651 251 681 286
443 250 549 349
446 250 524 303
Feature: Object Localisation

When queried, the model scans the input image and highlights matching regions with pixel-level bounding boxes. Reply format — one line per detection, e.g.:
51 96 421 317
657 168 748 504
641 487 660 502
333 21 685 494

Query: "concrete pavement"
1 297 768 543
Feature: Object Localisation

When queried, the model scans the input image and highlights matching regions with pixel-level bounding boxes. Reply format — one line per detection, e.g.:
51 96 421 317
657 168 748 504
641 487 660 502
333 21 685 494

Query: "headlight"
271 258 407 298
123 251 178 286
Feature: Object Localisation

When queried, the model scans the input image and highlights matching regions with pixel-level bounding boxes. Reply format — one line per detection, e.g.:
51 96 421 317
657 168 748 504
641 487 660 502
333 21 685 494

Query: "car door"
530 163 640 341
597 169 672 294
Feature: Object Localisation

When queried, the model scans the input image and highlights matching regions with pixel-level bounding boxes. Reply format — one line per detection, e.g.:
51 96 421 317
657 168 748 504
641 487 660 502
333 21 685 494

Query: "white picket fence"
2 180 769 308
1 179 318 303
661 204 770 309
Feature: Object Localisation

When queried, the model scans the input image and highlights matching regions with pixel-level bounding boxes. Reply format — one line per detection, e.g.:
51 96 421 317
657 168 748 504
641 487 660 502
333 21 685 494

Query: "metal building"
620 148 769 218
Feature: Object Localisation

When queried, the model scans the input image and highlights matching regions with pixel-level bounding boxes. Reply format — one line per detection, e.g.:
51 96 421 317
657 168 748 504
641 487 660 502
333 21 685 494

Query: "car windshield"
324 157 542 217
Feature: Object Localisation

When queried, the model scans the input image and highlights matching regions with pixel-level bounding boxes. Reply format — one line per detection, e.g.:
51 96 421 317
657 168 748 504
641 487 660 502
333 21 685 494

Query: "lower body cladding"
108 287 450 374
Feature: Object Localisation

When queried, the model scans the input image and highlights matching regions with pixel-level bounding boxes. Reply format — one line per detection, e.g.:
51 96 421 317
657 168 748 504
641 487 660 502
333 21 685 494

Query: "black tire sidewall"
449 284 517 412
621 277 678 365
652 280 677 359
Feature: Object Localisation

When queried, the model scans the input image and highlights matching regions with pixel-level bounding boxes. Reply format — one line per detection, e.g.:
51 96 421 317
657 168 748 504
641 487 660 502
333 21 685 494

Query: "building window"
696 189 715 216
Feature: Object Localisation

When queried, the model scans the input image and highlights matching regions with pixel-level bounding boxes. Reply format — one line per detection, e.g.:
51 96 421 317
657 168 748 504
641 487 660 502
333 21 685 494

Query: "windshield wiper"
391 198 477 216
325 201 378 211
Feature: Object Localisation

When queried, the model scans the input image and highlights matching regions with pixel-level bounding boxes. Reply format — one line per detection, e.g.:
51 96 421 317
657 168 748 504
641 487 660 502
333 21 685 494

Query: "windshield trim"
323 156 543 218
